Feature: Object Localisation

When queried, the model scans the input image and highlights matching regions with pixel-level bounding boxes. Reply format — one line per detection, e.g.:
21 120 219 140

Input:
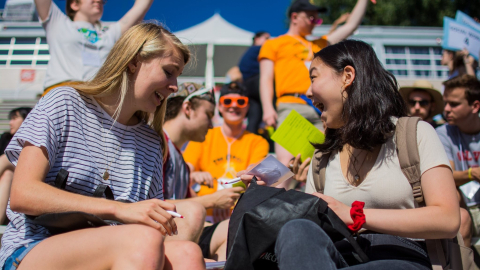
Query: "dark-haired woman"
441 49 477 79
34 0 154 95
274 40 460 269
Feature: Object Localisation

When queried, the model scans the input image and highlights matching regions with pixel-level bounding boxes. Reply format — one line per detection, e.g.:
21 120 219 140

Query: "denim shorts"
2 240 43 270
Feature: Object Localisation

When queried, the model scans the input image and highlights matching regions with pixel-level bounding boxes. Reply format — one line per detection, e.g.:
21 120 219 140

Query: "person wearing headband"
183 82 269 251
0 23 205 270
163 82 246 261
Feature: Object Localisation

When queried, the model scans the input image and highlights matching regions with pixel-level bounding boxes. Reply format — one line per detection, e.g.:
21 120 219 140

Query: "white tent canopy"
174 14 254 87
175 13 254 45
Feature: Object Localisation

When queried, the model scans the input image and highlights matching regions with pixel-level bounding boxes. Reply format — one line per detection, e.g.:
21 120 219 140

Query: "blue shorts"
2 240 42 270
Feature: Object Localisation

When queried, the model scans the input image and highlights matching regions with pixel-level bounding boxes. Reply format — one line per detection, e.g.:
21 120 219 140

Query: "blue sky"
2 0 293 36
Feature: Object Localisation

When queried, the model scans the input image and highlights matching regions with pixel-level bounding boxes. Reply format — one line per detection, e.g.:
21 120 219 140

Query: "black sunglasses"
408 99 430 107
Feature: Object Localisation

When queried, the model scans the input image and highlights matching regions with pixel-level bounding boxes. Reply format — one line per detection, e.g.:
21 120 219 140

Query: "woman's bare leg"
166 200 206 243
209 219 229 261
17 224 205 270
164 240 206 270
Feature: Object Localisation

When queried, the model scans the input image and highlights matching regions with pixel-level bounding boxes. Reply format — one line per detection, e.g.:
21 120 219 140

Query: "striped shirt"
0 87 164 267
163 132 190 200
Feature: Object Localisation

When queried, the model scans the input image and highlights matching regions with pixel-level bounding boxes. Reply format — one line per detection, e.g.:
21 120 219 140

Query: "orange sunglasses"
219 96 249 108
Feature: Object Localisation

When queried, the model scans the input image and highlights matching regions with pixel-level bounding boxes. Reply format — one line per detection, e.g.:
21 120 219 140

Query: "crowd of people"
0 0 478 269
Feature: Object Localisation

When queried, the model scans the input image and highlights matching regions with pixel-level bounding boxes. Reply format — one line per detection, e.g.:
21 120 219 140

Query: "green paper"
271 110 325 161
232 181 247 191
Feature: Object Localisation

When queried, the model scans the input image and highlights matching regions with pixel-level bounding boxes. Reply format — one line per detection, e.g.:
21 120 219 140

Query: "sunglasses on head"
220 96 249 108
184 88 215 104
408 99 430 107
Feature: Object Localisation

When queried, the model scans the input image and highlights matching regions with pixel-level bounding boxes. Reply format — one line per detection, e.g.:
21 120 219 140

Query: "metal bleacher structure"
1 0 480 266
0 0 451 132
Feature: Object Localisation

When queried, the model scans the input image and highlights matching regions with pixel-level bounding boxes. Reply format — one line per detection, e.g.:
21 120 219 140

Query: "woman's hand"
190 171 214 188
211 187 244 209
115 199 178 236
461 49 474 65
289 154 311 182
236 169 265 187
313 193 353 226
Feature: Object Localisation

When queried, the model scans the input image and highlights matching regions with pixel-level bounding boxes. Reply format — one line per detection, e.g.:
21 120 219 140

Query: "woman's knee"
179 201 206 226
164 240 204 268
120 225 166 259
277 219 329 250
173 200 206 241
279 219 326 239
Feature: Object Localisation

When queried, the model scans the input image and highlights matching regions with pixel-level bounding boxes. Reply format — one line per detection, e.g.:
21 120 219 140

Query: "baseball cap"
288 0 327 16
219 82 247 98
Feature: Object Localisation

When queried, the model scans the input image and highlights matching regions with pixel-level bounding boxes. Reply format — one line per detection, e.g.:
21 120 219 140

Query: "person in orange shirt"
259 0 374 183
183 82 269 224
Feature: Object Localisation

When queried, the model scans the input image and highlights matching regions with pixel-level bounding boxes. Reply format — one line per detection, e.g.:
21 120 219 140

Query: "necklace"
219 126 244 179
347 146 368 183
100 120 126 181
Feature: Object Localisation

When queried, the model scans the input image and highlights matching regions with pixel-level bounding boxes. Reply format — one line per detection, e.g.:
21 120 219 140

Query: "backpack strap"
54 169 69 189
312 149 331 194
395 117 425 207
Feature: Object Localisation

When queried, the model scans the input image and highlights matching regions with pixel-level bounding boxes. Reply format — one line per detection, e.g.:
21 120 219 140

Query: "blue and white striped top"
163 131 190 200
0 87 164 267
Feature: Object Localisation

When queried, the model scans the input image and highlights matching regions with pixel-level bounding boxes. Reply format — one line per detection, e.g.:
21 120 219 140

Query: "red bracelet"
347 201 366 233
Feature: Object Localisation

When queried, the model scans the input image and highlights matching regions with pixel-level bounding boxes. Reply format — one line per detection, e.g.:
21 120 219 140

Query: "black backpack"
225 178 369 270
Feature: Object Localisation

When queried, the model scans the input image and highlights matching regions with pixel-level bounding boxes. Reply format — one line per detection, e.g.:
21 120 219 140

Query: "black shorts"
199 222 220 258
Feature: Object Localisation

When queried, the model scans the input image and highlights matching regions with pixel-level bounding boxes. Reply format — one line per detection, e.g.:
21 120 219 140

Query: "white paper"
459 181 480 200
456 10 480 33
217 177 232 190
246 155 294 187
82 51 101 67
443 17 480 61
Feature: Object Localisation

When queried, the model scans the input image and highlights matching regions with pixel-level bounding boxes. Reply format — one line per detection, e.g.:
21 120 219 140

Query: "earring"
130 68 135 73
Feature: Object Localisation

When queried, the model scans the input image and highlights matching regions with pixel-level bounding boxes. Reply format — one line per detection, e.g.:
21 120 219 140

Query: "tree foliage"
311 0 480 27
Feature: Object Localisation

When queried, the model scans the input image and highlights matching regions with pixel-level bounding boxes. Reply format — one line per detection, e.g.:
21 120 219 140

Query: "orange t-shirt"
258 35 328 104
183 127 269 218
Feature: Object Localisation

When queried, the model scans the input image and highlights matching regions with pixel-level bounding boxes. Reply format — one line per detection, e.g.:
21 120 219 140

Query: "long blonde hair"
74 22 190 157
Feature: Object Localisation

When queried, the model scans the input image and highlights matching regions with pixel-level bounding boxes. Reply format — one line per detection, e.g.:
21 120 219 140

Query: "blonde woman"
0 23 205 270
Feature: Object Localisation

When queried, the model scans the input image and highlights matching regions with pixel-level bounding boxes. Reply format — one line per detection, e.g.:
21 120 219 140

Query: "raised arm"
118 0 154 34
34 0 52 22
326 0 370 45
327 12 350 35
260 59 277 127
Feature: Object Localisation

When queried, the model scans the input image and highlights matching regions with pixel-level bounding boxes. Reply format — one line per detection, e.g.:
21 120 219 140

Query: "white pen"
221 177 242 185
166 210 184 219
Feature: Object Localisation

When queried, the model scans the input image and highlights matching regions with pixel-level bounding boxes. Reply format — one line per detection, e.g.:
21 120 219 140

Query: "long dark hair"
314 40 407 154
